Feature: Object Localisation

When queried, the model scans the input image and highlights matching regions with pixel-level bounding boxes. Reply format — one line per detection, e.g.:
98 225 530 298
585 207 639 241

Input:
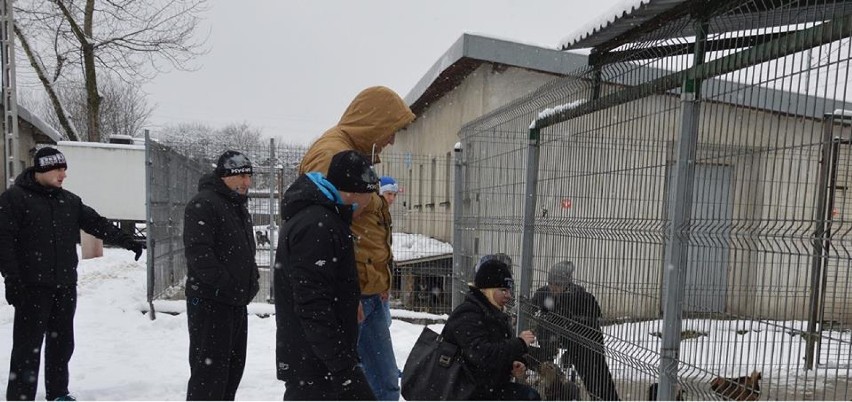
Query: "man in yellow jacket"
299 86 415 401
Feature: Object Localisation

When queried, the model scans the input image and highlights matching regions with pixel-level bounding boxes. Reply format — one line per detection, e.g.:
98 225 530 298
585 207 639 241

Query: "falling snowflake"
315 260 326 267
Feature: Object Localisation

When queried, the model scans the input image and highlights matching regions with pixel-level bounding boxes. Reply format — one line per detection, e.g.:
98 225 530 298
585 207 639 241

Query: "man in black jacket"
183 150 260 401
530 260 619 401
275 150 379 401
0 147 144 401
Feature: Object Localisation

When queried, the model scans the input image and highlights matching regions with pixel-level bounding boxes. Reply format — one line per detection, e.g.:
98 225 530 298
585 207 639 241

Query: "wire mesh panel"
146 139 453 315
146 140 207 301
458 1 852 400
146 139 306 303
371 152 455 314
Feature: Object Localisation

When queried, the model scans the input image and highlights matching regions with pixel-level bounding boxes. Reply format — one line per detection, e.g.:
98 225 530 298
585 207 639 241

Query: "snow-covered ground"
2 247 850 400
0 248 442 400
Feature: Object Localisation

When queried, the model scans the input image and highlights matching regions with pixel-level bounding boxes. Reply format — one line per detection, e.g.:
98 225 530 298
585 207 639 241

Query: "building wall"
464 91 848 321
1 121 42 188
383 63 564 243
386 60 850 321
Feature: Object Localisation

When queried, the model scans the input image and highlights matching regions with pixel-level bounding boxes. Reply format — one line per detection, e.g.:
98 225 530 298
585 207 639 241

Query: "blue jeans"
358 294 400 401
383 298 392 327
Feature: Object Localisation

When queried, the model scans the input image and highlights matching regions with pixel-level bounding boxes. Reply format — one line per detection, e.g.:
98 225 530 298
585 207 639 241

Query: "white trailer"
57 140 146 221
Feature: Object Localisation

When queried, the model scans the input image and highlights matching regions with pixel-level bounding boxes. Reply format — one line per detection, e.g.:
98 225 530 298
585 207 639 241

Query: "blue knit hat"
379 176 399 195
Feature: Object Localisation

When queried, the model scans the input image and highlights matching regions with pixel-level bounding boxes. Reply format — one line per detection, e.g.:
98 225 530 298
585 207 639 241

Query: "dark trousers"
283 374 376 401
566 343 619 401
6 286 77 401
472 382 541 401
185 297 248 401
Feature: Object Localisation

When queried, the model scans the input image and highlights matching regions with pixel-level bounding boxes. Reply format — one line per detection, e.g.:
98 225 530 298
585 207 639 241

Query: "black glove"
330 366 375 400
4 276 24 307
124 239 146 261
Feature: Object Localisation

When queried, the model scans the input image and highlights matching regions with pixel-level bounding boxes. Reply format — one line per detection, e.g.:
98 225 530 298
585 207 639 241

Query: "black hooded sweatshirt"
0 167 134 286
183 173 259 306
274 173 362 381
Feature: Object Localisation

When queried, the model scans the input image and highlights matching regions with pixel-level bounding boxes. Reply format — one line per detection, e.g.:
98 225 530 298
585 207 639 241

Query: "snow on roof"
392 232 453 262
559 0 653 49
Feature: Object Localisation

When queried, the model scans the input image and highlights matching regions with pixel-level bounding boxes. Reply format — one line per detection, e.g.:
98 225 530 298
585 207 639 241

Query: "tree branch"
15 22 80 141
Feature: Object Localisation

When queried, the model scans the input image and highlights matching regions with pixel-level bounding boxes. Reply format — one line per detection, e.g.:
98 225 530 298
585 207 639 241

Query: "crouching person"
442 255 541 401
274 150 378 401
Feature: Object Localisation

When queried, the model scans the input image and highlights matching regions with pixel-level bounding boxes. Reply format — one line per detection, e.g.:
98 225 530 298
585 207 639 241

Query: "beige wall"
384 62 851 321
462 91 848 321
1 121 42 188
381 64 564 243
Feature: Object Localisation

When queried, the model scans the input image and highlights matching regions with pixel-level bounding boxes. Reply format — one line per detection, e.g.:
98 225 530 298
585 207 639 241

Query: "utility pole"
0 0 19 188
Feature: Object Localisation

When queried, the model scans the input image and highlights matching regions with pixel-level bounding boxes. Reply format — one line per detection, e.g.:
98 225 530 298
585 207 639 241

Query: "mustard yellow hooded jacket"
299 86 416 295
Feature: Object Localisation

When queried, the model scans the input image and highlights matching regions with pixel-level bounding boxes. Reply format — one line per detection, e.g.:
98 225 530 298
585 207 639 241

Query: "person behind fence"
379 175 399 328
0 147 145 401
274 150 380 401
530 260 619 401
182 150 260 401
299 85 415 401
442 255 542 401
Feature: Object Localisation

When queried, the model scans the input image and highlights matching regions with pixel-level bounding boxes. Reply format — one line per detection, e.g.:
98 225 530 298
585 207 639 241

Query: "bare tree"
14 0 209 141
219 122 263 152
156 121 265 161
99 75 154 139
34 74 153 141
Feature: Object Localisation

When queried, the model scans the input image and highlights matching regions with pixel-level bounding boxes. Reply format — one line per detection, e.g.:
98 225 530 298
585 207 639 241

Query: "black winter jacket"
443 287 529 399
183 173 259 306
531 283 605 347
0 168 135 286
274 173 361 381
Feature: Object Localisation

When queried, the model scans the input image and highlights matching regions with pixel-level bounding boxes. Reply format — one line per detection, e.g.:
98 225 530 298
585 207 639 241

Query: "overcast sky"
143 0 626 146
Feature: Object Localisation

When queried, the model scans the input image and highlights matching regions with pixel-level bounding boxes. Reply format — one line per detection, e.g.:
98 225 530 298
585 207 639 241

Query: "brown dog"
710 370 761 401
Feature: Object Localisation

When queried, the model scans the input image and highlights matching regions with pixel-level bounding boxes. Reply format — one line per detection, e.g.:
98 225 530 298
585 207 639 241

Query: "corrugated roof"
560 0 685 50
561 0 852 51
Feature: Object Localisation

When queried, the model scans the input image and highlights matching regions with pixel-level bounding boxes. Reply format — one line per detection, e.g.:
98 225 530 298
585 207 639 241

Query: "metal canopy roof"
561 0 852 52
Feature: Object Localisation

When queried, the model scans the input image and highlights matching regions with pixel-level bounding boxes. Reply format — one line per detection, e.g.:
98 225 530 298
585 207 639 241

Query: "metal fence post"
452 142 465 310
658 20 707 401
268 138 277 302
144 129 156 320
517 127 541 334
805 113 843 369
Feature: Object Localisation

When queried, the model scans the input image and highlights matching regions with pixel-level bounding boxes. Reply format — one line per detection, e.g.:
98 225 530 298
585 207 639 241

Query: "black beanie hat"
326 150 380 193
474 260 514 289
33 147 68 173
216 150 253 177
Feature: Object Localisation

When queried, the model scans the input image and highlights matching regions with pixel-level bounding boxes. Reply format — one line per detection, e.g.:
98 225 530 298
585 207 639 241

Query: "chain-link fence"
455 1 852 400
145 137 208 304
145 138 455 314
145 138 306 305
